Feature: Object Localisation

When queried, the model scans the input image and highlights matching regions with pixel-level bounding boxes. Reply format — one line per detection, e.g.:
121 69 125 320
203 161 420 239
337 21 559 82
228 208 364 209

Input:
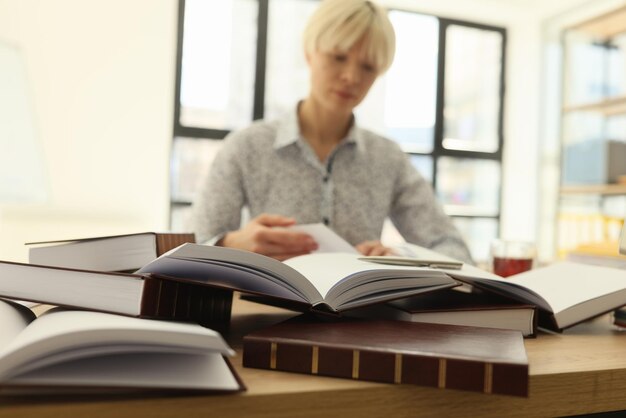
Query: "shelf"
569 5 626 40
560 184 626 196
563 95 626 116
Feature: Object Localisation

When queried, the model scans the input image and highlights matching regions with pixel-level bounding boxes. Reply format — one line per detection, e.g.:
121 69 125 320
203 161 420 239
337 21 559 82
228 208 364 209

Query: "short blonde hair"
302 0 396 73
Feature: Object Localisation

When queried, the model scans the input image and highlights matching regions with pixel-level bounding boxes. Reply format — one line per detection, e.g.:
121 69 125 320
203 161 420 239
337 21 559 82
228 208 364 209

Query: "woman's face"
307 36 379 115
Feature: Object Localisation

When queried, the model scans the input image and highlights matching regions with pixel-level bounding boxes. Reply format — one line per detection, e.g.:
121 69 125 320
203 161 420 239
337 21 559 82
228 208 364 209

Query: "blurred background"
1 0 625 265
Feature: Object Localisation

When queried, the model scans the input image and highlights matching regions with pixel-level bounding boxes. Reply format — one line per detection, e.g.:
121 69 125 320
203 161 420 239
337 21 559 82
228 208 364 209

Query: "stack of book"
1 227 625 396
0 232 246 393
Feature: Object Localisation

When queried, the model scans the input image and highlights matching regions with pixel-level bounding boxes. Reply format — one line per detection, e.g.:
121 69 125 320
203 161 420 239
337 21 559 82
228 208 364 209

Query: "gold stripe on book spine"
270 343 277 369
484 363 493 394
311 346 319 374
394 354 402 384
438 359 447 389
352 350 360 379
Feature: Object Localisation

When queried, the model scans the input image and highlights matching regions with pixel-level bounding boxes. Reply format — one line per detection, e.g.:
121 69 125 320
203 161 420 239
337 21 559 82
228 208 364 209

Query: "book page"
28 233 157 271
284 252 450 303
0 310 232 379
9 352 241 391
143 244 322 303
454 262 626 314
0 300 35 348
287 224 358 254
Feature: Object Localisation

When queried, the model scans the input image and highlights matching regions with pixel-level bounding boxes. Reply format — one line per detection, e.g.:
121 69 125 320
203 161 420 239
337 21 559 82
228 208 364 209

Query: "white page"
0 300 35 348
9 352 240 391
144 243 322 303
284 252 447 300
287 223 358 254
0 310 232 379
458 262 626 314
0 262 144 316
29 233 157 271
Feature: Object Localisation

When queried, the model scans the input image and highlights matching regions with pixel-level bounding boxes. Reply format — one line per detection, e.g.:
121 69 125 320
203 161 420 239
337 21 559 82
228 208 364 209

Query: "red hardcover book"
243 315 528 397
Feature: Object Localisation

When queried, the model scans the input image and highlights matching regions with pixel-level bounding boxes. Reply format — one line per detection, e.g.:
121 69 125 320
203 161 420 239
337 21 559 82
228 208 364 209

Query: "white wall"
0 0 177 262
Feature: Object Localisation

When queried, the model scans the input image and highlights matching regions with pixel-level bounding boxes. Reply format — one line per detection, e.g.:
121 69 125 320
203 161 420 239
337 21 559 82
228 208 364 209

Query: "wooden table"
2 296 626 418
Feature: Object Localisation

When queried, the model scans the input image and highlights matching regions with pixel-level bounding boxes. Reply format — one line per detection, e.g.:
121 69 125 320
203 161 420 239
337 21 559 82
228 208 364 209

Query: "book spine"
140 276 232 333
242 339 528 397
155 233 196 256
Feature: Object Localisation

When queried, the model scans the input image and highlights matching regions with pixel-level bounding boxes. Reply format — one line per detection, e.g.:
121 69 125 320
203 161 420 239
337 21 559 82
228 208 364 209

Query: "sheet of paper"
288 223 358 254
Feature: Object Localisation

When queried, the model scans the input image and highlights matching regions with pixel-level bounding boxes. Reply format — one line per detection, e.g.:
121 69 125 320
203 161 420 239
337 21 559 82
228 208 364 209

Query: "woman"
191 0 473 263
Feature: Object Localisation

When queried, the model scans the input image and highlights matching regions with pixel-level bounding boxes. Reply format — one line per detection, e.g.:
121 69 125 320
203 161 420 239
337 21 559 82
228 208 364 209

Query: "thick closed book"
243 315 528 397
450 262 626 331
137 243 460 314
0 300 244 393
27 232 196 272
349 289 537 337
0 261 232 331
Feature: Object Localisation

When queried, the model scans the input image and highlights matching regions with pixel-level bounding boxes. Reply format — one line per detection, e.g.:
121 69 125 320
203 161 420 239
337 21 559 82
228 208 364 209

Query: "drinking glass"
491 240 535 277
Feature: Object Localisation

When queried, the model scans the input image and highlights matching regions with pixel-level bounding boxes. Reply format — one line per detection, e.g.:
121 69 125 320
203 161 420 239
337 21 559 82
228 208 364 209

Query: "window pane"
179 0 257 130
563 31 626 106
453 217 498 263
410 155 433 184
436 157 500 216
358 11 438 153
170 137 223 202
443 25 503 153
264 0 317 120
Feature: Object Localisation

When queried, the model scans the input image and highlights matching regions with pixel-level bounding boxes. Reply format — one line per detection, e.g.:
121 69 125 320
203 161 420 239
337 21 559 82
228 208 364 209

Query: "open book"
137 244 460 314
448 262 626 331
0 299 243 393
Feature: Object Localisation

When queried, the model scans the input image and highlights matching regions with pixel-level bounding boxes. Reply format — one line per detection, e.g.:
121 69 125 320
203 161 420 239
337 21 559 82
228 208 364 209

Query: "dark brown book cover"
140 275 232 333
153 233 196 255
243 315 528 397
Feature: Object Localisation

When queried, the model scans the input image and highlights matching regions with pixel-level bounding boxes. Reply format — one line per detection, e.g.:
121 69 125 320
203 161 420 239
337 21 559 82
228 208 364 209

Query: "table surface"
2 295 626 418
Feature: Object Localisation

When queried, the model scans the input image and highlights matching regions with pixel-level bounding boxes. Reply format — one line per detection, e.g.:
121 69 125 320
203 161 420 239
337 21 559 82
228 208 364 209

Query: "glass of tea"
491 240 536 277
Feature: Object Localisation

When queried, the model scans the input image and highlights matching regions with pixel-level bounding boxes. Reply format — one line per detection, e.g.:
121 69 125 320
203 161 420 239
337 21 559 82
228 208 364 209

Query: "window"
172 0 506 262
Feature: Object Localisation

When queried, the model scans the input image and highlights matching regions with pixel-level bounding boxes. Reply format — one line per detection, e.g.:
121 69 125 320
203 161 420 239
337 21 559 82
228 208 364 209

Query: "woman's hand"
220 214 318 261
355 240 395 256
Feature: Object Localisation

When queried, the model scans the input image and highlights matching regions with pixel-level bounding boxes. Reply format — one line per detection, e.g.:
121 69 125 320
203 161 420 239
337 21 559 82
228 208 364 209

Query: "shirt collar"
273 104 362 150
